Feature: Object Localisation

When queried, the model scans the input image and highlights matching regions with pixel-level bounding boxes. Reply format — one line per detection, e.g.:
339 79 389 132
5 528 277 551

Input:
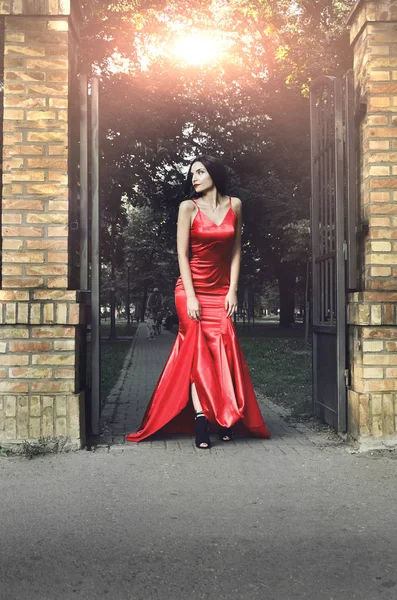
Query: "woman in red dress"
126 155 270 448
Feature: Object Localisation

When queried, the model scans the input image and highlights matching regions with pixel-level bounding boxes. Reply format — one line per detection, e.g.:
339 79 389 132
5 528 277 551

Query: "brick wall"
2 14 70 289
0 1 85 450
348 0 397 449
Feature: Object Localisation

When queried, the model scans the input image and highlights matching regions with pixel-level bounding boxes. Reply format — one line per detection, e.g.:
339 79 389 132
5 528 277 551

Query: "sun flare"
172 33 224 65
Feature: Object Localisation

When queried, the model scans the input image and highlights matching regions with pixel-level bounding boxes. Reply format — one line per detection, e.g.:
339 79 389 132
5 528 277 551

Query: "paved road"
1 324 397 600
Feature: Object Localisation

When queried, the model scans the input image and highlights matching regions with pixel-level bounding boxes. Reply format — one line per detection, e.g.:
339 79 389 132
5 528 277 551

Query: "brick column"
0 1 85 450
347 0 397 449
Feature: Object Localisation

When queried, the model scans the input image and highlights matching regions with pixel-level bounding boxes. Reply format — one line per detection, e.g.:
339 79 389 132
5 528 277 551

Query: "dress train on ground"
126 314 270 442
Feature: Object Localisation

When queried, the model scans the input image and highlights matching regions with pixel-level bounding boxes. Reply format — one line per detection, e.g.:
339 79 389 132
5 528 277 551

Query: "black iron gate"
310 73 358 432
78 74 101 441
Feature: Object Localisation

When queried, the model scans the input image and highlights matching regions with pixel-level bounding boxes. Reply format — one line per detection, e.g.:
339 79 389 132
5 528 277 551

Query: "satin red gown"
126 199 270 442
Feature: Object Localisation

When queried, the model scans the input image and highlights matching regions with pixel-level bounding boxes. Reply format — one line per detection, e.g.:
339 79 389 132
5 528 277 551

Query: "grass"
98 320 138 404
237 322 312 416
101 321 138 339
101 339 134 404
236 320 308 340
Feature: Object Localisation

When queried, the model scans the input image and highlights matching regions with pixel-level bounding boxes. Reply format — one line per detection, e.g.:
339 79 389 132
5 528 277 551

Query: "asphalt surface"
1 324 397 600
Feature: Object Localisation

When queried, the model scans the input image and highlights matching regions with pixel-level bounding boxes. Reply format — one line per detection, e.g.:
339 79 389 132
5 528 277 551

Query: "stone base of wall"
0 290 87 451
348 389 397 450
0 391 85 450
0 435 82 454
347 432 397 452
348 291 397 448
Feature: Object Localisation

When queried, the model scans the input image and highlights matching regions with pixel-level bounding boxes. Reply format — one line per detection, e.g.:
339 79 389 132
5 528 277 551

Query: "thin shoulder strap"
229 196 232 207
191 199 199 208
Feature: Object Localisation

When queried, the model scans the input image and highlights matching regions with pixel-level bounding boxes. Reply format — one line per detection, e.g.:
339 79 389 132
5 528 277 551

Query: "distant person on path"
147 287 163 335
126 155 270 448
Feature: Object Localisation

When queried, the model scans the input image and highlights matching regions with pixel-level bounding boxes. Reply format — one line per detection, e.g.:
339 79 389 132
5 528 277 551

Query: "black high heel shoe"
218 426 233 442
195 412 211 449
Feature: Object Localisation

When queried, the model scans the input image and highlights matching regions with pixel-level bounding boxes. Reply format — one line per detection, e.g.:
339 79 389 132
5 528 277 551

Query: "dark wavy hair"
184 155 229 198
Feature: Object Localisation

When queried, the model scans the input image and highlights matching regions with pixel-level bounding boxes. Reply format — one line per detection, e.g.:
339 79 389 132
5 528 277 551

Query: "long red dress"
126 198 270 442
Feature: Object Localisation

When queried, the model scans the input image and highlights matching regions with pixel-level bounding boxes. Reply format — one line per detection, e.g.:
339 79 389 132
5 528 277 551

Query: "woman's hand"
187 295 201 321
225 290 238 318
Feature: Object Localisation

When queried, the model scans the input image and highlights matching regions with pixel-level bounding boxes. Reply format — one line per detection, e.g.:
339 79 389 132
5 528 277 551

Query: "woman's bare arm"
225 197 242 316
177 201 202 320
229 197 242 293
177 200 196 298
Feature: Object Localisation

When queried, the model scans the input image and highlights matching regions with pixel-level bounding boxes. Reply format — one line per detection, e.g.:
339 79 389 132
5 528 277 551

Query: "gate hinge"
343 240 348 261
344 368 351 389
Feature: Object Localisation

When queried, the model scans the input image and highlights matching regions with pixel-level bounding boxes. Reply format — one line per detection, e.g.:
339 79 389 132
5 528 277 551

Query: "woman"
126 155 270 448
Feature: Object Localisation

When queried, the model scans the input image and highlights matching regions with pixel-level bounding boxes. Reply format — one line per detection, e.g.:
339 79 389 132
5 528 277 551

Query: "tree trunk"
141 283 149 322
277 265 297 328
110 260 117 340
304 260 310 346
109 219 117 339
140 248 156 322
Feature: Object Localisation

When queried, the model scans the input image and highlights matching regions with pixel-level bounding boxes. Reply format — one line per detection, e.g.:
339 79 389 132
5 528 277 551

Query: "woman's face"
191 162 214 194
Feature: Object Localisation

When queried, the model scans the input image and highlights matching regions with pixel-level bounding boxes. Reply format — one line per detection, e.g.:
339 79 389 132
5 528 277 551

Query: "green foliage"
81 0 354 320
281 219 311 263
81 0 355 84
123 205 179 302
260 281 279 313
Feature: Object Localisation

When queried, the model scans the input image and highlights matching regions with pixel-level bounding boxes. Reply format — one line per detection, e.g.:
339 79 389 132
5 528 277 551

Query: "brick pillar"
347 0 397 449
0 1 85 450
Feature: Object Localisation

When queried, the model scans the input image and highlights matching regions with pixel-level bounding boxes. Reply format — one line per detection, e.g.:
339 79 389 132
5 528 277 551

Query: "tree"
81 0 355 325
101 186 128 338
123 205 179 320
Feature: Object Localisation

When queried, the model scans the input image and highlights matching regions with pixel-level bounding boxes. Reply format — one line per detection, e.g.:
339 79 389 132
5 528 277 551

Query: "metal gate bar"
334 77 347 433
310 75 347 432
77 74 101 441
90 77 101 437
79 72 89 292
